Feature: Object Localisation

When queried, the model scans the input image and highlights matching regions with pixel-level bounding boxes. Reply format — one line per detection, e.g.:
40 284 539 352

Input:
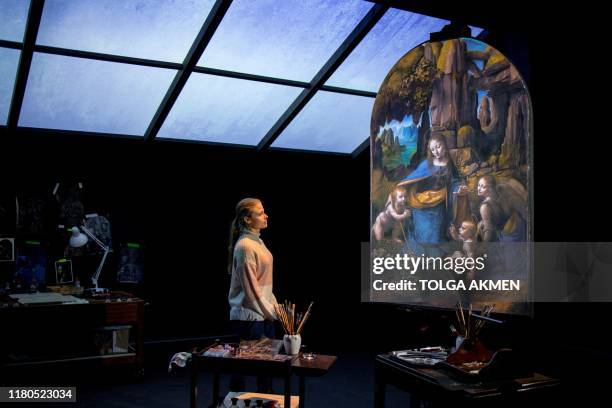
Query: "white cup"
283 334 301 355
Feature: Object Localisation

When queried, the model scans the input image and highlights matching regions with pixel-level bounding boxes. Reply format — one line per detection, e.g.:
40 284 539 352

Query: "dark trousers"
229 320 276 393
231 320 276 341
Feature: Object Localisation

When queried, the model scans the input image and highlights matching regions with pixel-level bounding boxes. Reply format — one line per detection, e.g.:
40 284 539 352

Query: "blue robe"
397 160 461 256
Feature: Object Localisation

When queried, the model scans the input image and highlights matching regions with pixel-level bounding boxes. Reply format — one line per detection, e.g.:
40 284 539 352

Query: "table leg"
284 373 291 408
374 366 386 408
190 361 198 408
299 376 305 408
212 373 220 407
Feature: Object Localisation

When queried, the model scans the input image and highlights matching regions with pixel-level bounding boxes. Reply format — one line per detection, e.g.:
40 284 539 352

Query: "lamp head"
69 227 89 248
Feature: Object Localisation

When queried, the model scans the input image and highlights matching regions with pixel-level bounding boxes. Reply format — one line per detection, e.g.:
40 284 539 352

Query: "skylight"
197 0 372 81
36 0 215 62
272 91 374 153
2 1 489 155
19 53 176 135
158 73 303 145
0 48 21 125
0 0 30 42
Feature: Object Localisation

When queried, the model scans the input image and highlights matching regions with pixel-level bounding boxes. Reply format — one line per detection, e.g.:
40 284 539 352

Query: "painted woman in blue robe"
397 134 463 256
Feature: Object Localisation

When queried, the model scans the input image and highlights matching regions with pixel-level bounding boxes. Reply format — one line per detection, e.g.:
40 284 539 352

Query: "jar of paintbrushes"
274 301 313 356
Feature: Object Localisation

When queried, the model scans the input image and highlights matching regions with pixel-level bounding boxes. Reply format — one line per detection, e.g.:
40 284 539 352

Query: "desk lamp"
69 226 111 293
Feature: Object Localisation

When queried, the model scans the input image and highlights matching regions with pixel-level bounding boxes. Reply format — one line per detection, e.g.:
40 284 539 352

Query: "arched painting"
370 38 532 314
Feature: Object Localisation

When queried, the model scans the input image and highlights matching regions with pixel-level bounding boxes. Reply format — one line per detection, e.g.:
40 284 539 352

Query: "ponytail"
227 198 261 274
227 218 241 275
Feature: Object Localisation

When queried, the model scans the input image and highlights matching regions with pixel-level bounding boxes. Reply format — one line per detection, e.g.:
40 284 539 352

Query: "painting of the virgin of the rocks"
370 38 532 314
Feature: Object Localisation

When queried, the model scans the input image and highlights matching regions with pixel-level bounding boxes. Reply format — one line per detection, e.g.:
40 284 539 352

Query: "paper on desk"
10 292 88 305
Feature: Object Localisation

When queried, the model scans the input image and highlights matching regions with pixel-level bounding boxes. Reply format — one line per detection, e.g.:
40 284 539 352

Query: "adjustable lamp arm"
81 226 109 252
81 226 111 290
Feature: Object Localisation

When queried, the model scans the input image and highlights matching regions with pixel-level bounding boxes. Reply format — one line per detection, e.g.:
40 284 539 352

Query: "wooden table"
0 291 145 376
190 352 336 408
374 354 560 407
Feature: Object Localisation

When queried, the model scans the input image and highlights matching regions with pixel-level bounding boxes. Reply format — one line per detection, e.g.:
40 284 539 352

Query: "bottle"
231 397 239 406
244 399 251 407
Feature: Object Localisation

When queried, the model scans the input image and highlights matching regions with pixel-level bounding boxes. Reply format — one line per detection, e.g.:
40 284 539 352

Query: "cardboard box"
223 391 299 408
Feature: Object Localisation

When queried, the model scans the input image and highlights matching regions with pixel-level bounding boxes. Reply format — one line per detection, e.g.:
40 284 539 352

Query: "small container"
283 334 301 355
300 344 315 360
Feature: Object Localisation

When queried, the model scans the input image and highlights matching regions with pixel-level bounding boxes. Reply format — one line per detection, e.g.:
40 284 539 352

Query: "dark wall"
1 134 374 349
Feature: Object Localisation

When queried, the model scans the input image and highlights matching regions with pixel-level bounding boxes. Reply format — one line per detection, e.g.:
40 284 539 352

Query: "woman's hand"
457 185 469 195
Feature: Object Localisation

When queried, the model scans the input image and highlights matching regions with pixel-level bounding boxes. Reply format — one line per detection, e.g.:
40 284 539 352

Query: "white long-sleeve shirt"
228 230 278 321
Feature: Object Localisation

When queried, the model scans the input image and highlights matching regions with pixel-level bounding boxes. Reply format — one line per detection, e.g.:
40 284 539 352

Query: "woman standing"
227 198 278 341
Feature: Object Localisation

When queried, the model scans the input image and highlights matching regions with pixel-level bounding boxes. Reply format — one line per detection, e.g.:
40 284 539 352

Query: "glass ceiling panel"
36 0 215 62
19 53 176 135
0 48 21 125
326 8 449 92
272 91 374 154
158 73 303 145
0 0 30 42
198 0 372 81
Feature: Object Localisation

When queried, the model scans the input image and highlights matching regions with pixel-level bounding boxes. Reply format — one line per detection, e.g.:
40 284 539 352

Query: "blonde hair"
227 198 261 274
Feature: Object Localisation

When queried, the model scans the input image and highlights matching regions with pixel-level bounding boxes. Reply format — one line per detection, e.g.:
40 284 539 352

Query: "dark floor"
2 351 412 408
2 342 598 407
